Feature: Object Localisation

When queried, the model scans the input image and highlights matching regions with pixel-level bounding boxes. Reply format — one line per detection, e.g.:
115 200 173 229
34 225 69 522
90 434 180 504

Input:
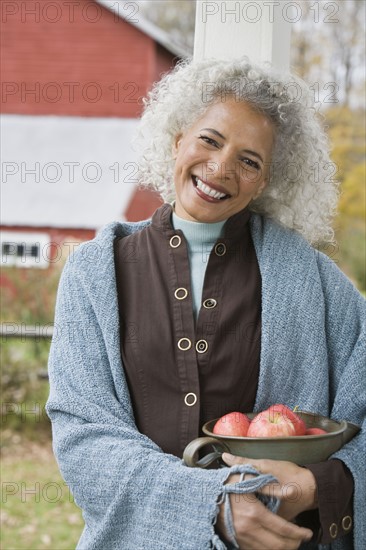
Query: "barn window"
0 232 49 269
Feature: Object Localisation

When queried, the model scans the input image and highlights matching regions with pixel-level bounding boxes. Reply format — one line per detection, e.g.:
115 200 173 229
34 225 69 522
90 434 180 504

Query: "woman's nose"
205 152 238 181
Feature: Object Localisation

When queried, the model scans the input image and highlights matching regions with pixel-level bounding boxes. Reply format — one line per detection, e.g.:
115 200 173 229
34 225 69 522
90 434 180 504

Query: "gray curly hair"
133 57 338 244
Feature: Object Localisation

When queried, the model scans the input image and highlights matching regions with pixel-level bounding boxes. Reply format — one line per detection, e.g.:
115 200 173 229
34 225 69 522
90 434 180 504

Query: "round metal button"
177 337 192 351
203 298 217 309
214 242 226 256
169 235 181 248
342 516 352 531
184 392 197 406
195 339 208 354
329 523 338 539
174 287 188 300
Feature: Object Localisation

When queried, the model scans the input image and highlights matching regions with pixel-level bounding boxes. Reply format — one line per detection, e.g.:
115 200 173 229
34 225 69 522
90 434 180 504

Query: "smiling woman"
47 57 365 550
171 99 274 223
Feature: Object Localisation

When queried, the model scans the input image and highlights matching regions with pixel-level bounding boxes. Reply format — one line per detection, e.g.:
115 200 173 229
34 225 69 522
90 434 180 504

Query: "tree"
327 0 365 106
137 0 195 52
291 0 365 107
328 107 366 292
291 1 324 81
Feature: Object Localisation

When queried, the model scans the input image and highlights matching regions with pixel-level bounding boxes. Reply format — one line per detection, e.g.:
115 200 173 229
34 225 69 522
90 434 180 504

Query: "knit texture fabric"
46 212 365 550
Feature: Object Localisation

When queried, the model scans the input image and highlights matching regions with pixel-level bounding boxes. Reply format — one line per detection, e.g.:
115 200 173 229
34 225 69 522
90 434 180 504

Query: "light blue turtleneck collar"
171 207 227 249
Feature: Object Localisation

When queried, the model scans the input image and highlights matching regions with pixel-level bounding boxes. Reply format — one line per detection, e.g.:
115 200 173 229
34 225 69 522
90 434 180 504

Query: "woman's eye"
198 135 219 147
241 157 260 170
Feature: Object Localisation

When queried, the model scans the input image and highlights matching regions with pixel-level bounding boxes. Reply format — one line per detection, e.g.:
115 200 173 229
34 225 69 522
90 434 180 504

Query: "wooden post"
194 0 292 71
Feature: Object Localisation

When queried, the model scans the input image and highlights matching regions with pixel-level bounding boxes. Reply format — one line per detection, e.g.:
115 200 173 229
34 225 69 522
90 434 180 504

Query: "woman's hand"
222 453 318 521
216 473 313 550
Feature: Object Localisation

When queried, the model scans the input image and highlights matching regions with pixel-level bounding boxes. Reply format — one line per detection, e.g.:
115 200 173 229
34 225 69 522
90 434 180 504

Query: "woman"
46 58 365 550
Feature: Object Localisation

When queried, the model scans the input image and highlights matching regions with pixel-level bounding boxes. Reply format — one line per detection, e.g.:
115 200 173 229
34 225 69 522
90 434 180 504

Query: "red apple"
267 404 306 435
212 412 251 437
305 428 327 435
247 409 297 437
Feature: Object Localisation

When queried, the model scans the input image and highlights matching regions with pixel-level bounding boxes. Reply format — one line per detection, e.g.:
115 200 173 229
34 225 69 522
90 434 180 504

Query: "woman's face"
172 98 274 223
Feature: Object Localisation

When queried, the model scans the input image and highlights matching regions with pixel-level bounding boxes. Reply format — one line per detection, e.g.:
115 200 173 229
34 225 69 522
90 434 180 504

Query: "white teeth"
195 177 227 199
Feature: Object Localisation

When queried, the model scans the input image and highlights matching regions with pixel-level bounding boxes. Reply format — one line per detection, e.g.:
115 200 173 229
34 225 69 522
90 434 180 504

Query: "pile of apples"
212 404 327 438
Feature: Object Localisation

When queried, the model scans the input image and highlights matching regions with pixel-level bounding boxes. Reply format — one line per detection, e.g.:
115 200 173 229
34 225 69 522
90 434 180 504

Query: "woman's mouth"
192 176 230 202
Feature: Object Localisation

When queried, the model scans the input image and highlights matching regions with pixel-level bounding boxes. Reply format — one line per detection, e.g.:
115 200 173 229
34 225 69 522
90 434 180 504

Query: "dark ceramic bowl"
183 411 360 468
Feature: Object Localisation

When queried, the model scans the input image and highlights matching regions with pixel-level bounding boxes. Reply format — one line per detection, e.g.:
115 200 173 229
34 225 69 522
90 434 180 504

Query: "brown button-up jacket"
114 203 260 457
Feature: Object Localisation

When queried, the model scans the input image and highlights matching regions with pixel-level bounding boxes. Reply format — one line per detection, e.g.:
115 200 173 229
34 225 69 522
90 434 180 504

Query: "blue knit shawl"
46 213 365 550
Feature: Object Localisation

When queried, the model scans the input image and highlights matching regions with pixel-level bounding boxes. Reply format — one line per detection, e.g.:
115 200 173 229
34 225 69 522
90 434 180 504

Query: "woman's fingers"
222 453 318 520
230 494 313 549
222 453 264 474
222 452 249 465
257 502 312 540
217 472 313 550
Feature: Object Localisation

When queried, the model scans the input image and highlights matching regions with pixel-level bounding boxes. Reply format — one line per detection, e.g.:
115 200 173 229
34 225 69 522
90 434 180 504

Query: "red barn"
1 0 188 267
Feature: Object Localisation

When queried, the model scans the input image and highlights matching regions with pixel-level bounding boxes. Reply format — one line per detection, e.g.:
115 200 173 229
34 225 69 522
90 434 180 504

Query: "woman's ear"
172 133 182 159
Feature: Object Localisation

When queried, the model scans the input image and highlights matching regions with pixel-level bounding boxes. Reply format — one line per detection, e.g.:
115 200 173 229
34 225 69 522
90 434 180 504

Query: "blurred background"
1 1 365 548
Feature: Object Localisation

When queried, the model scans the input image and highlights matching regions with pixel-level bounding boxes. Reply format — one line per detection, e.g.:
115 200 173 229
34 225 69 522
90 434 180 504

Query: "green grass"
1 339 51 437
1 435 83 550
1 340 83 549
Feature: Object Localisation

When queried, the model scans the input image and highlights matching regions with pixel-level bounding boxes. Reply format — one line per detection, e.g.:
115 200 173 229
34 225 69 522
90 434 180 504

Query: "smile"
192 176 230 202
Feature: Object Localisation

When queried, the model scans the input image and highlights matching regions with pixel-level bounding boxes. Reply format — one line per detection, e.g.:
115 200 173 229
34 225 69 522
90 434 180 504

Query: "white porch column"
193 1 292 71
